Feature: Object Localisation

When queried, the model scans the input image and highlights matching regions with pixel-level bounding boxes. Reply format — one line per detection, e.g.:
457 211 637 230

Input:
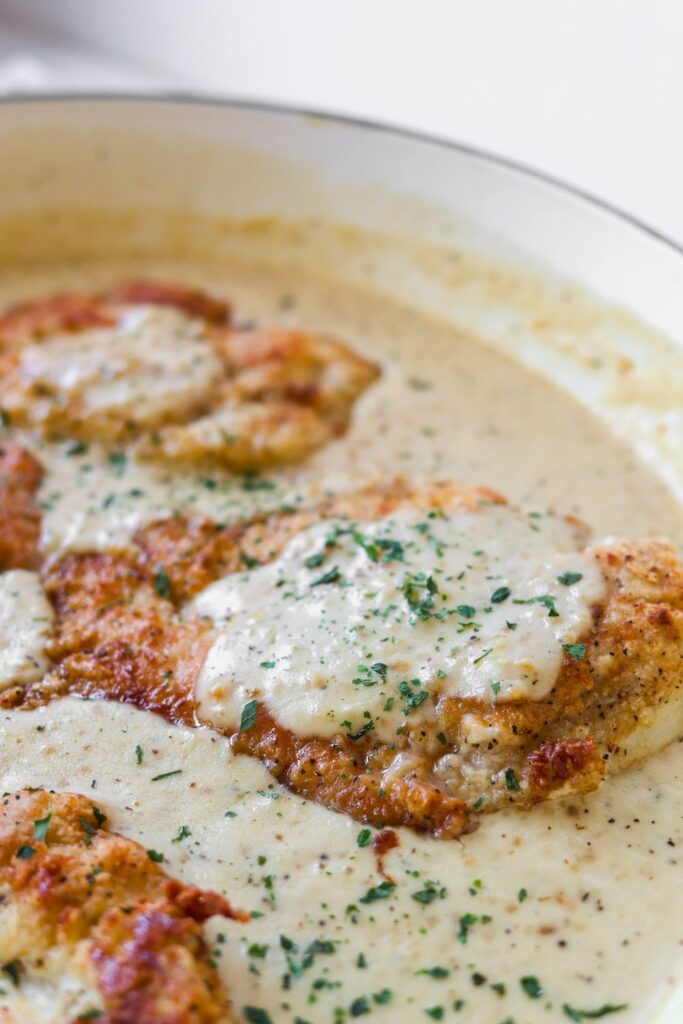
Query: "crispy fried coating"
0 788 242 1023
0 442 43 570
4 480 683 839
0 282 378 469
26 551 212 724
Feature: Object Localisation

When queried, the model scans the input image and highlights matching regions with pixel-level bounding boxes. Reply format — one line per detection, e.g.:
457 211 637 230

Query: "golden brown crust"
32 551 212 724
100 280 231 324
0 442 43 570
0 789 242 1023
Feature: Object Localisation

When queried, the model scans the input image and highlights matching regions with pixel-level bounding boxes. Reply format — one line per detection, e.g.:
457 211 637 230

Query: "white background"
0 0 682 243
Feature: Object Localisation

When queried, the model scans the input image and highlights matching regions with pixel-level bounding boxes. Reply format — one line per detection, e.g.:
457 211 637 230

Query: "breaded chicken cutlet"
4 470 683 839
0 280 379 470
0 788 244 1023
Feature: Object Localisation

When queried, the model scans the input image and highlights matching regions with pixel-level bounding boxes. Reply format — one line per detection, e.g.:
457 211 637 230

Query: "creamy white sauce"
6 305 222 435
193 505 603 740
0 247 682 1024
0 570 53 690
1 699 682 1024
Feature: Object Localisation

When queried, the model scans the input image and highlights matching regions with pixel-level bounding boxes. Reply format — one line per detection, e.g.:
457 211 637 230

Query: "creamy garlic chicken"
0 244 682 1024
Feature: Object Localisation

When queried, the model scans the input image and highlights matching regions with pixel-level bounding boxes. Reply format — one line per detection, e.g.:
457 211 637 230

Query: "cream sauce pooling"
0 570 53 690
193 505 603 740
1 699 681 1024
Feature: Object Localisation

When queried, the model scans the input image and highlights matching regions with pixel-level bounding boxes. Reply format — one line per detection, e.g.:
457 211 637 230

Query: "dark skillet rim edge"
1 89 682 265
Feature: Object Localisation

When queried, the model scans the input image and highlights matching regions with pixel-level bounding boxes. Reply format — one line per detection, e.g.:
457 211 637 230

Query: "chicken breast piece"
0 442 43 571
0 788 243 1024
5 480 683 839
0 282 379 469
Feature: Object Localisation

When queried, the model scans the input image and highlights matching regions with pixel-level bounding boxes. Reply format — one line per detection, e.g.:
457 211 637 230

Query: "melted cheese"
192 505 603 739
7 305 223 435
0 570 53 690
1 699 682 1024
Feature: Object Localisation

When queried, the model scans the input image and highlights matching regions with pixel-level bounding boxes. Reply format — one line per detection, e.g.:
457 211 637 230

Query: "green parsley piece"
33 813 51 842
153 567 171 598
240 700 258 732
311 565 341 586
520 975 543 999
490 586 511 603
360 880 396 904
562 1005 628 1021
151 769 183 782
357 828 372 847
504 768 522 792
563 642 587 660
243 1008 274 1024
557 571 583 586
146 849 164 863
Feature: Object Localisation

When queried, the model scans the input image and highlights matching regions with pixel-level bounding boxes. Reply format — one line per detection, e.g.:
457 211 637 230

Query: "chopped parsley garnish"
374 989 392 1004
352 530 404 564
402 572 438 620
456 604 476 619
357 828 372 847
16 844 35 860
471 795 485 810
242 476 275 492
491 681 501 695
425 1008 444 1020
412 881 447 904
504 768 522 792
172 825 191 843
562 1005 628 1021
146 849 165 863
520 975 543 999
457 912 491 943
347 719 375 741
360 880 395 904
490 586 511 603
304 551 326 569
417 966 449 978
240 551 261 569
135 744 143 765
151 769 183 782
33 813 51 842
349 996 370 1016
107 451 127 475
518 887 528 902
153 567 171 598
243 1008 274 1024
536 594 559 617
310 565 341 586
563 642 587 660
557 571 583 586
239 700 258 732
260 660 276 669
2 961 19 984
